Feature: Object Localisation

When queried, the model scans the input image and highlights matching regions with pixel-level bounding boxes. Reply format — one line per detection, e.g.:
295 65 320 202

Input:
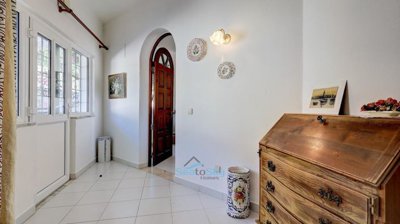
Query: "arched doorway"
148 35 175 166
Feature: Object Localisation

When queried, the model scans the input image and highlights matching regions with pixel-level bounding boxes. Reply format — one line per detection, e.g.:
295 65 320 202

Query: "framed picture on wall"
108 73 127 99
303 80 347 115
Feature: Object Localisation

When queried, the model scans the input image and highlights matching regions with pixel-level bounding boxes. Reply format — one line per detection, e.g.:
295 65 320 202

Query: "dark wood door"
152 48 174 166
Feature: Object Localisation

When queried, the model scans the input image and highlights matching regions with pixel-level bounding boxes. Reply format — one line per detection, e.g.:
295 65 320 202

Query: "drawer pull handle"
267 160 276 172
318 187 343 206
319 218 332 224
317 115 327 124
266 221 272 224
266 200 275 214
266 181 275 193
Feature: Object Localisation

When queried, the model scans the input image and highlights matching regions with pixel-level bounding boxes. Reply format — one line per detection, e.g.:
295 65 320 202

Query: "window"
55 45 66 114
36 34 51 115
35 30 68 119
71 49 89 113
28 17 92 121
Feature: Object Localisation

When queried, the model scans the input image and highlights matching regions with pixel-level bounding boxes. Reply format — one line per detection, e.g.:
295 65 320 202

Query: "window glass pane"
55 44 65 114
71 49 89 113
37 34 51 115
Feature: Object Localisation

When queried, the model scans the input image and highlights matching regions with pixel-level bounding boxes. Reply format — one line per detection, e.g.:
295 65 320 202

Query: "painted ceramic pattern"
187 38 207 62
218 62 236 79
227 168 250 219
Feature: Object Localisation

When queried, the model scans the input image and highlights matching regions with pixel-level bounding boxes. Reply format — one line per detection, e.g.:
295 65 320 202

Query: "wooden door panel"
166 74 172 89
159 71 165 87
158 94 164 109
157 114 165 130
166 94 172 109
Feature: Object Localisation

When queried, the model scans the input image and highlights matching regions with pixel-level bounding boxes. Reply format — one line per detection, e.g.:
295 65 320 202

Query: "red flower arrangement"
361 97 400 112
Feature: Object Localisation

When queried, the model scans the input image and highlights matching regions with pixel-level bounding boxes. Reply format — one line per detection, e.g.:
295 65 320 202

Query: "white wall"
15 0 104 222
303 0 400 114
103 0 303 204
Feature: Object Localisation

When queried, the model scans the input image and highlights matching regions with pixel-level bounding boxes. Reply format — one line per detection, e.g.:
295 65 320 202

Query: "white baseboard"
113 157 147 169
35 175 69 205
173 176 259 212
16 205 36 224
70 160 96 179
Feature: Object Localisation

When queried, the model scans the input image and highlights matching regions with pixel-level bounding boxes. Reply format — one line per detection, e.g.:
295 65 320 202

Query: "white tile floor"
155 156 175 174
24 162 257 224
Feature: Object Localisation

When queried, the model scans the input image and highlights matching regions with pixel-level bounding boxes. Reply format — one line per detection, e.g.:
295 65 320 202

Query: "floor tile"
124 170 147 179
171 195 203 212
61 182 95 193
90 180 121 191
24 161 257 224
101 200 140 220
98 217 135 224
198 193 225 209
118 178 145 189
43 192 85 208
137 198 171 216
24 206 72 224
205 207 255 224
245 212 259 223
135 213 172 224
170 183 198 196
78 190 114 205
74 174 100 183
141 186 170 199
155 156 175 174
111 188 143 202
172 210 210 224
97 171 126 181
60 203 107 223
144 175 171 186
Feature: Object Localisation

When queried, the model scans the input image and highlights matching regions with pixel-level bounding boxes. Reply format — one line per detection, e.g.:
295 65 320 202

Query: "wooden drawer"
264 173 351 224
261 191 301 224
261 150 370 223
260 206 278 224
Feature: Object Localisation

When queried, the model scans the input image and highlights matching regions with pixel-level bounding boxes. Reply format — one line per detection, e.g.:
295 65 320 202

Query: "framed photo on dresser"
303 80 347 115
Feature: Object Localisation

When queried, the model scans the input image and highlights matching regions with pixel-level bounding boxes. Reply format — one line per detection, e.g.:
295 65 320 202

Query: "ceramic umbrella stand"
227 166 250 219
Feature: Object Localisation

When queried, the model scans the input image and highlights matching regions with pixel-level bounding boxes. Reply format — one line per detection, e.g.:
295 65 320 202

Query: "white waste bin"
97 136 111 162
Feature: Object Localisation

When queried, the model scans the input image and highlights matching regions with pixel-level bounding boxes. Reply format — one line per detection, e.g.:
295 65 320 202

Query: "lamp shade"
210 29 231 45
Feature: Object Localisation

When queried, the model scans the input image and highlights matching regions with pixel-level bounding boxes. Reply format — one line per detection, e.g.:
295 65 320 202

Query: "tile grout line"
169 181 174 224
132 170 147 224
57 185 93 224
96 165 129 223
197 192 213 224
58 164 124 224
60 165 104 224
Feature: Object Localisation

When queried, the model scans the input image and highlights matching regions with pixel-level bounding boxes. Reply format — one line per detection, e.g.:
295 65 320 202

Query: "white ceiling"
70 0 144 23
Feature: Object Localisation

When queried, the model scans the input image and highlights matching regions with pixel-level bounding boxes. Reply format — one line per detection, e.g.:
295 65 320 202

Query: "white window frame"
69 47 93 117
16 5 94 124
30 17 70 124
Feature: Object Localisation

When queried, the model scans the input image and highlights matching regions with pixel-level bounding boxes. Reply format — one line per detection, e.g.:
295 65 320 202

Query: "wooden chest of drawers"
258 114 400 224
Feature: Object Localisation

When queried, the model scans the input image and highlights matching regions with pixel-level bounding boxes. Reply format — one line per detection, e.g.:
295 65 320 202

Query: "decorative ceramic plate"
218 62 236 79
187 38 207 62
360 111 400 118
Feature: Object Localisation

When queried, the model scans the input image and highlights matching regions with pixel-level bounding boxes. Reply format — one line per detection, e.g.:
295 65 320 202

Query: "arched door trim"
148 33 173 167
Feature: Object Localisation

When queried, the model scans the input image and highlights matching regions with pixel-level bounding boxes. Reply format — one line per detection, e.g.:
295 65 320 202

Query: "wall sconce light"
210 29 231 45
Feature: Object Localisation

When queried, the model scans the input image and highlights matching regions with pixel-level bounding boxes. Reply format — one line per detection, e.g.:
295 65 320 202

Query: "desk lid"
260 114 400 186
